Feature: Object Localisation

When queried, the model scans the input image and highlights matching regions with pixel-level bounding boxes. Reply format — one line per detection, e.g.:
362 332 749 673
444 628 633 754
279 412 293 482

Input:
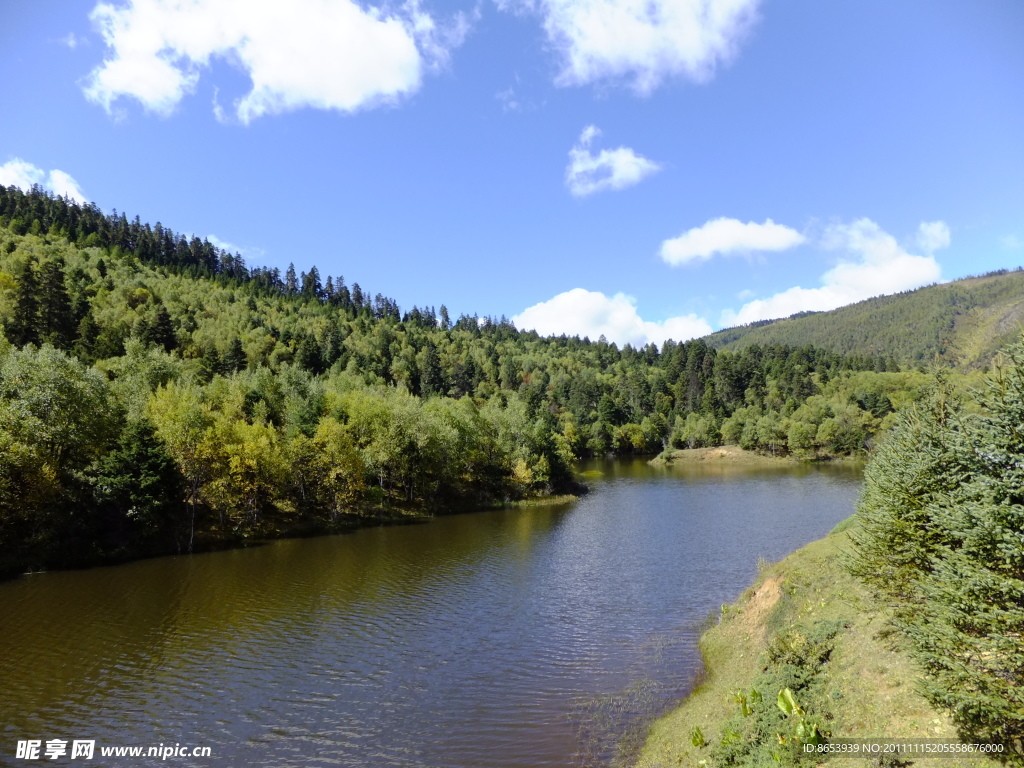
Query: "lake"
0 458 862 767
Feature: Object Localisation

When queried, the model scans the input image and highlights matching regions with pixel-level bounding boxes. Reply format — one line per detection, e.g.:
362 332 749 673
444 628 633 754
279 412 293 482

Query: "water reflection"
0 459 861 767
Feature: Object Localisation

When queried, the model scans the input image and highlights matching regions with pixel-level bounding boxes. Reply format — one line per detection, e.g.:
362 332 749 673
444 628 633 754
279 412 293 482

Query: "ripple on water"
0 460 862 767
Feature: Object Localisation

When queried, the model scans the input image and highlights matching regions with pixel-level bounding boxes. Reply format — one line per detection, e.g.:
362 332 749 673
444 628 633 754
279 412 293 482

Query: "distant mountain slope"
704 269 1024 368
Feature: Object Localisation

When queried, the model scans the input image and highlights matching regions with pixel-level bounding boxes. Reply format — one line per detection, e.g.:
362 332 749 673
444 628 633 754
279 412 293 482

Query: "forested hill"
0 185 977 572
704 269 1024 368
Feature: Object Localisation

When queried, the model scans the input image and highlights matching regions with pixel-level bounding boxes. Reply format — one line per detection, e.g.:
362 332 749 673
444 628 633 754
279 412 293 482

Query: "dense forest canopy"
704 268 1024 367
0 185 976 572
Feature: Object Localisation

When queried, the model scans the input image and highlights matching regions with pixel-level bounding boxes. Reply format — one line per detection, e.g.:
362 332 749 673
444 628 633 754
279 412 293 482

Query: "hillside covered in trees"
0 185 970 573
705 269 1024 368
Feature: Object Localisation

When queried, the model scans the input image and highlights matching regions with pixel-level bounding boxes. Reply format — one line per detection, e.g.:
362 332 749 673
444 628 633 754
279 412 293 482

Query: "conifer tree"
419 340 443 397
223 337 247 373
149 306 177 351
9 257 40 347
851 351 1024 753
301 266 322 301
903 352 1024 751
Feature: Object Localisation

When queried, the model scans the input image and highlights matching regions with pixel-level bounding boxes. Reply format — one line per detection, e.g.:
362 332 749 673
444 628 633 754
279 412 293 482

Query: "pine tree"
9 257 40 347
92 420 184 551
851 353 1024 752
301 266 322 302
419 340 443 397
902 352 1024 750
149 306 177 351
74 313 101 362
200 345 221 381
285 263 298 296
223 337 247 373
295 334 325 375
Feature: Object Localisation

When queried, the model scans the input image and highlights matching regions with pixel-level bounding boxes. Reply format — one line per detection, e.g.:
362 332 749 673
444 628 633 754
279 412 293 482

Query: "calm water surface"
0 458 862 767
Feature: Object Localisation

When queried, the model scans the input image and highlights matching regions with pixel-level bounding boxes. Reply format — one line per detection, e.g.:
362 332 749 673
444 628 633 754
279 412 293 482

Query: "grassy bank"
634 516 1004 768
650 446 794 467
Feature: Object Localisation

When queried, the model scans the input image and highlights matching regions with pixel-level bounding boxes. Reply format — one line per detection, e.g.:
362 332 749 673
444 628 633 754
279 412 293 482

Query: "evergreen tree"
419 340 444 397
301 266 322 301
74 313 101 362
223 337 247 373
9 257 40 347
149 305 177 351
92 420 184 552
295 335 325 375
903 354 1024 750
285 263 298 296
200 345 221 381
851 353 1024 752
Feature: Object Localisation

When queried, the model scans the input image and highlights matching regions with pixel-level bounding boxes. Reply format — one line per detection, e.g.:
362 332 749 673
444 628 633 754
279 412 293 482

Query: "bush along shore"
636 342 1024 768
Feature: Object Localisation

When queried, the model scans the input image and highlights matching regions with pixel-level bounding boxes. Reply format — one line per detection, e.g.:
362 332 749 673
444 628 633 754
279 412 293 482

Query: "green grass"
650 447 793 467
633 516 1006 768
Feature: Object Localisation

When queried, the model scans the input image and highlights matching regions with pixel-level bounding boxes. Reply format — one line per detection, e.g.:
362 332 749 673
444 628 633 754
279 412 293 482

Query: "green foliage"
690 725 706 748
709 619 842 767
0 186 948 572
92 419 185 553
705 268 1024 368
850 346 1024 759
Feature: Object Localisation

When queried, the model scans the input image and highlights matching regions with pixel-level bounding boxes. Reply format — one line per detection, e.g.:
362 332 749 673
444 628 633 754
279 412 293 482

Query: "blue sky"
2 0 1022 346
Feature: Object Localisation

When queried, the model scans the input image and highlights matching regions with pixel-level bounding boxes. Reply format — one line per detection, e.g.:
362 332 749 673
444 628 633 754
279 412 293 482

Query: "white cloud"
565 125 660 196
721 218 946 327
83 0 468 122
207 234 265 260
513 0 760 92
915 220 950 254
496 86 520 112
0 158 88 203
513 288 712 346
1000 234 1022 250
660 217 805 265
60 32 83 49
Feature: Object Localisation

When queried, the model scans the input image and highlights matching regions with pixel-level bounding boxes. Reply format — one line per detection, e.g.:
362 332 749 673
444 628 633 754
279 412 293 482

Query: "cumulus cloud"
511 0 760 92
513 288 712 346
0 158 88 203
915 220 950 254
721 218 946 327
565 125 660 196
83 0 468 122
660 217 804 265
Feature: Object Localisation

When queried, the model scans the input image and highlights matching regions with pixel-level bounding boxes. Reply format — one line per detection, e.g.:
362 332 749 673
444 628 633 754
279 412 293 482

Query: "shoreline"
2 489 583 582
633 516 1002 768
649 446 795 467
650 445 866 468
